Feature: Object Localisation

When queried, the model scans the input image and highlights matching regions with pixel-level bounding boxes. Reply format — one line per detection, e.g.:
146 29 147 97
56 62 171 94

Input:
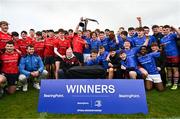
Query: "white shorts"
146 74 162 83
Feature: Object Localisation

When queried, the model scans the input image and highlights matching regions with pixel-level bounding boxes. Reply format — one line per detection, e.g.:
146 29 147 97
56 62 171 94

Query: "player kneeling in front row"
19 45 48 92
0 41 20 95
107 48 122 79
137 46 164 91
120 50 140 79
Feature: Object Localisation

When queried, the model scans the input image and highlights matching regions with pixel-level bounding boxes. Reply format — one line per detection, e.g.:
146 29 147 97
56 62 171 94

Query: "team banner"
38 79 148 114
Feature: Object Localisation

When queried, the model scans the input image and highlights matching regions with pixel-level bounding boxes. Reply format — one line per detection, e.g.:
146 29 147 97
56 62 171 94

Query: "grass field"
0 86 180 119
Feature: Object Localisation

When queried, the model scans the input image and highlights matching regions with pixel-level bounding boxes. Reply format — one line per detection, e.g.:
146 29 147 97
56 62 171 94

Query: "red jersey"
65 35 73 42
33 40 45 58
54 39 70 56
28 36 36 42
11 39 20 51
72 36 86 54
0 51 20 74
44 37 55 57
0 31 12 50
17 38 33 56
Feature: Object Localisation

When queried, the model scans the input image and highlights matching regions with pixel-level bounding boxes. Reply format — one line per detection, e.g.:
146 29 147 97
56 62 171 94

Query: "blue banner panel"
38 79 148 114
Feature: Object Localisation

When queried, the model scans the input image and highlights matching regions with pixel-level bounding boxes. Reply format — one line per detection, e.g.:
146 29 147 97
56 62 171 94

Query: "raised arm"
137 17 142 27
143 35 150 46
171 26 180 37
75 17 83 33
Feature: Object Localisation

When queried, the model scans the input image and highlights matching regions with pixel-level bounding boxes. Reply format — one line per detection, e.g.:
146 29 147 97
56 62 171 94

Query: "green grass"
0 87 180 119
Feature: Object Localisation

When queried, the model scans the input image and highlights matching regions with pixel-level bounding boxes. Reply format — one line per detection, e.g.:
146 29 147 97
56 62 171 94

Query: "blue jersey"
90 39 101 51
149 35 157 43
117 35 134 49
125 47 140 66
125 47 140 58
100 38 110 51
85 58 99 66
83 37 91 54
121 57 138 71
108 39 117 50
126 37 135 47
133 35 156 47
97 51 109 69
116 47 140 66
117 35 124 49
128 32 138 38
160 33 179 57
137 52 160 74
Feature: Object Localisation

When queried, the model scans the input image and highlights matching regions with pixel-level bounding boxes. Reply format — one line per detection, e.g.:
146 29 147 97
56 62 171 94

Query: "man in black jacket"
58 48 80 79
107 48 122 79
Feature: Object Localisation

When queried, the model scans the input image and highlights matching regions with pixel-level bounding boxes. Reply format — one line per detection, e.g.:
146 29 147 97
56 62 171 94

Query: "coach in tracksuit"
19 45 48 92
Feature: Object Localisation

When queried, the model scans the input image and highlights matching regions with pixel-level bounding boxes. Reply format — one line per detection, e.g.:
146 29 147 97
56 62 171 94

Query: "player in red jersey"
18 31 33 56
42 30 48 40
33 31 45 60
54 29 71 79
72 18 87 65
11 31 22 54
0 41 20 94
0 21 12 53
67 29 74 41
44 30 56 79
28 29 36 41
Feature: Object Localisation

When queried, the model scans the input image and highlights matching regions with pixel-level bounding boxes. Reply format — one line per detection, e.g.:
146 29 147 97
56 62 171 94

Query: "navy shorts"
73 52 84 63
3 73 19 86
44 56 55 65
54 56 63 62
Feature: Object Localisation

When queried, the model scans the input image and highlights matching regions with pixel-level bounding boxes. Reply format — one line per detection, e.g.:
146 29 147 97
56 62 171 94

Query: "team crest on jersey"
26 60 29 63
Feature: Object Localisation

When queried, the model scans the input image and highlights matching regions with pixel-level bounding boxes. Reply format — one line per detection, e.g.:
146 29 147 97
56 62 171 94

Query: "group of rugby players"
0 17 179 98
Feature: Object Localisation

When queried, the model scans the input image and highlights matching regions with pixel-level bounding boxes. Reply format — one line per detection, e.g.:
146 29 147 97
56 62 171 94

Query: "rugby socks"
166 76 172 86
173 77 179 85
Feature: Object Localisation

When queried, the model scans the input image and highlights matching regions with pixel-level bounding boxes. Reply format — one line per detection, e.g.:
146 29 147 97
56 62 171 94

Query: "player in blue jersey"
104 29 110 38
90 32 101 51
99 31 110 51
160 25 180 90
127 27 137 45
85 49 99 66
83 30 91 62
108 32 118 50
137 17 161 46
123 36 149 61
85 47 108 70
127 27 136 38
150 42 167 86
97 46 109 69
120 50 140 79
143 26 157 43
137 46 164 91
133 27 156 48
117 31 134 49
115 36 150 79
